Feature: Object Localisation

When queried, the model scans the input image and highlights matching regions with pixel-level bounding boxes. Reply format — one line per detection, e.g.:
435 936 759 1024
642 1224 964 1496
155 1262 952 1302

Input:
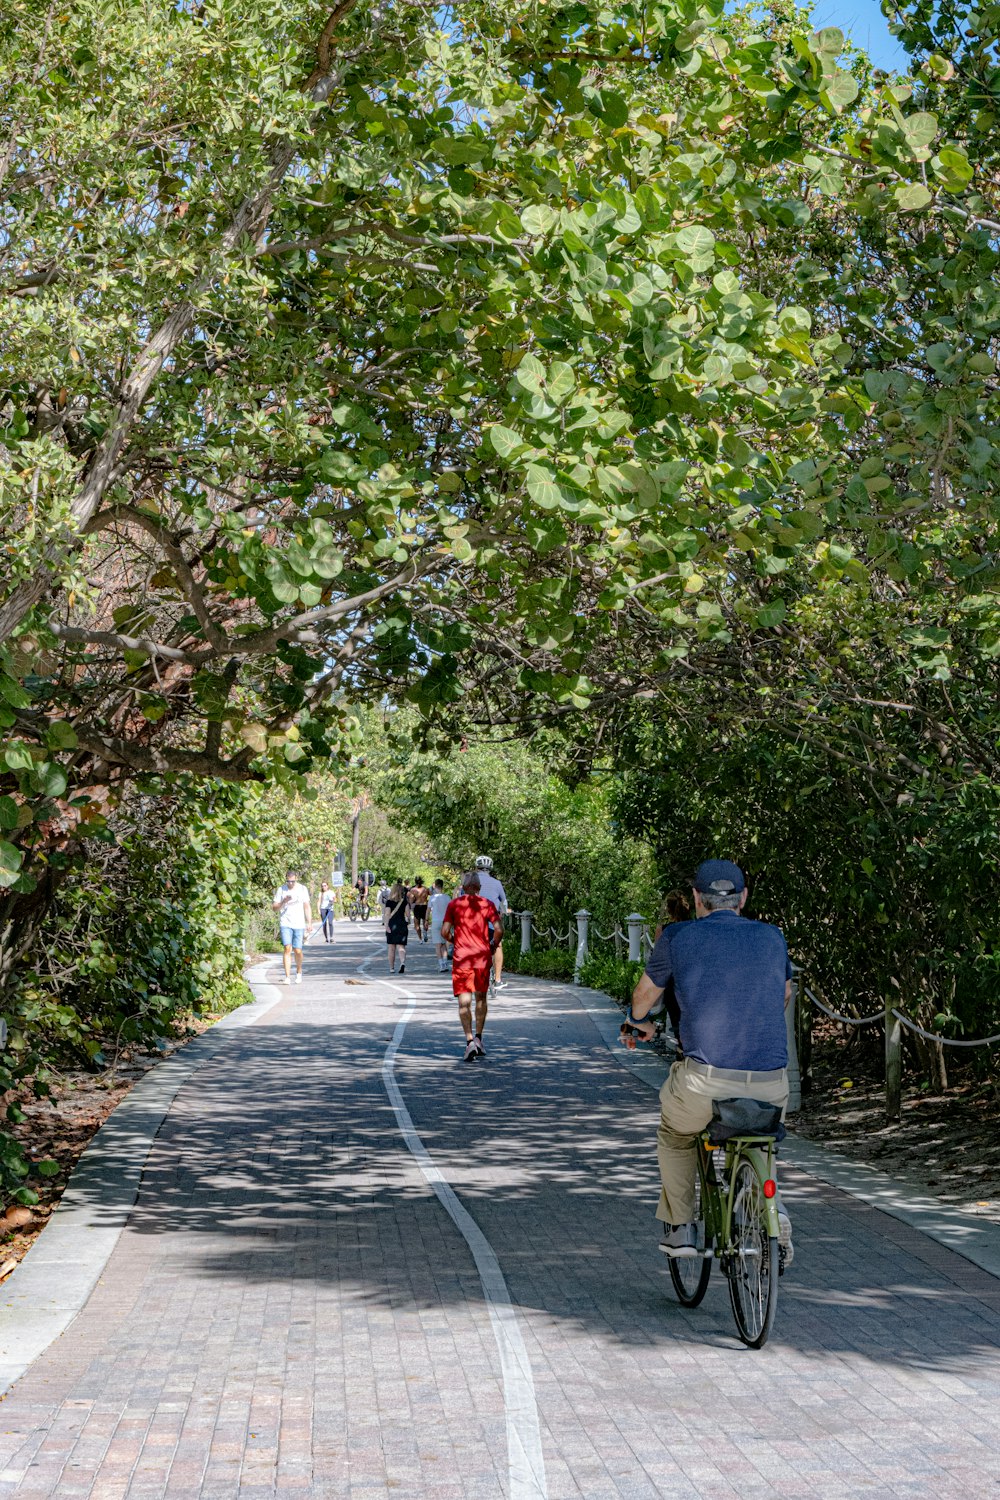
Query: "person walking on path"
427 878 451 971
318 881 336 943
410 876 431 942
383 879 410 974
441 872 502 1063
273 868 313 985
626 859 795 1264
473 854 509 989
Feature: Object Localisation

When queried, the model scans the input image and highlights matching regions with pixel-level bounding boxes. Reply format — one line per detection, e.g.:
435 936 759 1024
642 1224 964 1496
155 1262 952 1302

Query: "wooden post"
885 999 902 1120
574 909 590 984
785 967 801 1113
520 910 532 956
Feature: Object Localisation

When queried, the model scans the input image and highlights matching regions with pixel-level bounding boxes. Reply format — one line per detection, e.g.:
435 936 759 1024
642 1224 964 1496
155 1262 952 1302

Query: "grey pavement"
0 924 999 1498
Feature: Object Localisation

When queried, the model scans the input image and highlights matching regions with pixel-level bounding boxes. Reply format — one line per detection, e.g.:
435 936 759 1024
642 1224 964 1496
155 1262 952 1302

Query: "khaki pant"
656 1057 789 1224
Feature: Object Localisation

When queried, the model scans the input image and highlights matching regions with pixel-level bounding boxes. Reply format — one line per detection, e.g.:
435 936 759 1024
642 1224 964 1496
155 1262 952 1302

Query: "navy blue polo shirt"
644 911 792 1070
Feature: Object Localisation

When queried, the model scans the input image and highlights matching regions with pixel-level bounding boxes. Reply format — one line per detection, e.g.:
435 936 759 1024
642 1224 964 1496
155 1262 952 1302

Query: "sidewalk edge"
0 963 284 1399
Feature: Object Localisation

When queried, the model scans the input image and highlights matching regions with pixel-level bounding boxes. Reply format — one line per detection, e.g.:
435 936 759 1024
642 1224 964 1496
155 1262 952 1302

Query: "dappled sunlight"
45 944 999 1383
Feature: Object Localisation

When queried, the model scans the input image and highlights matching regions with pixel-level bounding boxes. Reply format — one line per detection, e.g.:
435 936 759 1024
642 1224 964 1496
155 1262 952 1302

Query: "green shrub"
578 952 644 1006
507 945 576 981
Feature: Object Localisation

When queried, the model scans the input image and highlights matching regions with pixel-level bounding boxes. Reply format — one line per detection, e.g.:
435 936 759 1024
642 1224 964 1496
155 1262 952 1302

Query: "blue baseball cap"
693 859 745 895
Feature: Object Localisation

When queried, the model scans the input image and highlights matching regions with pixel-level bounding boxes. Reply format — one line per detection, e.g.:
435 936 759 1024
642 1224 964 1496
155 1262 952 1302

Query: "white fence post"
520 910 532 956
627 912 645 963
785 965 802 1113
574 909 590 984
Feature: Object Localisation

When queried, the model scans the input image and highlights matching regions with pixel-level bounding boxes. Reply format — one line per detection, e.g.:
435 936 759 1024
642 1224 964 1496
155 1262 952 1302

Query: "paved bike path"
0 925 999 1498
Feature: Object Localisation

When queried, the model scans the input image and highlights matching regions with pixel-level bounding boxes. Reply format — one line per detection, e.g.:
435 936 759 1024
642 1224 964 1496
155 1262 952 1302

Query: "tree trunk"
0 867 64 998
351 807 360 887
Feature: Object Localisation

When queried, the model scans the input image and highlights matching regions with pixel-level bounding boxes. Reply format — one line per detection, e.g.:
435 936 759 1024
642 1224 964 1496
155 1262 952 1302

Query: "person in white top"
427 878 452 972
474 855 509 989
272 869 313 984
318 881 336 943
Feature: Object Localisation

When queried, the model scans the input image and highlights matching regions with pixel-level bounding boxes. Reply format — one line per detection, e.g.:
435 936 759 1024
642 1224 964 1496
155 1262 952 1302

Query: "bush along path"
1 924 999 1498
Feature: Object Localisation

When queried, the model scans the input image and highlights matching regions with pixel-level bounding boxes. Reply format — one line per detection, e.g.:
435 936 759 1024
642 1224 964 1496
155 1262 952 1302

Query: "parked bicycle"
667 1097 786 1348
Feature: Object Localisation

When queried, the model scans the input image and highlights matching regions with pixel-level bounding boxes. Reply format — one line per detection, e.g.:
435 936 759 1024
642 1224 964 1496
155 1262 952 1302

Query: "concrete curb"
0 963 284 1399
551 974 1000 1283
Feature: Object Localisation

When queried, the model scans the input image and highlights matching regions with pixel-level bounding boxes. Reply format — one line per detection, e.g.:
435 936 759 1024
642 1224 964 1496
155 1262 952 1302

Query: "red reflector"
763 1179 777 1199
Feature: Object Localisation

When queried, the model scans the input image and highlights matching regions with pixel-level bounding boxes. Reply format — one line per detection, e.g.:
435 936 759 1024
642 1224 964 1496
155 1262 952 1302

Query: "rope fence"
511 908 1000 1122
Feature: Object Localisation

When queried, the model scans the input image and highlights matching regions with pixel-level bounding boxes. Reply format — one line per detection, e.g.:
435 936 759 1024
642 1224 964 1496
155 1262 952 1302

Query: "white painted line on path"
365 954 548 1500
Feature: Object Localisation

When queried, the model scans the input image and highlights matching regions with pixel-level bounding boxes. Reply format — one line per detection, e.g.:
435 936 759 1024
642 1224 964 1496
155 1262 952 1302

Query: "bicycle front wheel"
668 1172 712 1307
727 1159 778 1347
361 903 370 921
348 906 358 922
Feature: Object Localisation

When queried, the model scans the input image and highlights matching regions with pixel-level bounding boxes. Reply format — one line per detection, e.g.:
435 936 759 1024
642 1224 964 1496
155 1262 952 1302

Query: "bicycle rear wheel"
727 1159 778 1347
361 902 370 921
668 1172 712 1307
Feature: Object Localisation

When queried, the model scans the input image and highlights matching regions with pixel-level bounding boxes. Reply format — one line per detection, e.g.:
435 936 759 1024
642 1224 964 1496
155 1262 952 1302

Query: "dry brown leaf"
2 1206 32 1228
0 1259 17 1281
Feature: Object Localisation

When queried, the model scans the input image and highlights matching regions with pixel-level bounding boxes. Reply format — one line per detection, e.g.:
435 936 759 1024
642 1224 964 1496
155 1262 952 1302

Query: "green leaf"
757 600 787 628
520 204 557 236
0 796 17 829
814 26 844 53
36 1159 60 1177
0 675 30 708
675 225 715 260
894 182 932 212
44 721 78 751
546 362 576 405
0 840 23 874
599 90 629 129
488 424 526 459
820 70 859 113
525 465 562 510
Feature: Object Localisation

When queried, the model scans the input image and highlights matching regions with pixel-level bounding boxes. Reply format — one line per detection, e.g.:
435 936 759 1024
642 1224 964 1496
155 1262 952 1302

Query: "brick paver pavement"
1 924 999 1499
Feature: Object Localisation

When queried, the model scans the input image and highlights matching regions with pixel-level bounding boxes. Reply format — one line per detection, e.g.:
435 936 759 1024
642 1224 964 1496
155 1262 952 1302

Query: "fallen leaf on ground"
0 1259 17 1280
3 1206 33 1228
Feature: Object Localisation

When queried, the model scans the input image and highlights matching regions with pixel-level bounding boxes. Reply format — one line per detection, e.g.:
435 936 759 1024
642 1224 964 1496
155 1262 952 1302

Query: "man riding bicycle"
627 860 794 1265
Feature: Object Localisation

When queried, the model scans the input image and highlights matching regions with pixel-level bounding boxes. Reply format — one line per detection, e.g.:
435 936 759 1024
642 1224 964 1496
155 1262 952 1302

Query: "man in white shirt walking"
473 855 509 989
273 868 313 985
427 878 452 972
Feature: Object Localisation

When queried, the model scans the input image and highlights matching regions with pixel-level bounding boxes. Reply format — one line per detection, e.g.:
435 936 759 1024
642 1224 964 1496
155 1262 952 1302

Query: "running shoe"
474 1036 486 1057
399 963 406 974
464 1038 479 1064
283 975 291 986
659 1223 698 1258
294 971 302 985
778 1210 794 1269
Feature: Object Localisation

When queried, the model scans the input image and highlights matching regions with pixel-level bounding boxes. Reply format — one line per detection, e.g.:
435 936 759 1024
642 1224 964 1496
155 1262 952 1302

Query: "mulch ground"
793 1021 1000 1225
0 1016 216 1278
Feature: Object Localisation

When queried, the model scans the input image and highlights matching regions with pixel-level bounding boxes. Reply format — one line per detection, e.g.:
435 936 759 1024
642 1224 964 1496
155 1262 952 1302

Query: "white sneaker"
294 971 303 985
778 1211 794 1268
283 975 291 986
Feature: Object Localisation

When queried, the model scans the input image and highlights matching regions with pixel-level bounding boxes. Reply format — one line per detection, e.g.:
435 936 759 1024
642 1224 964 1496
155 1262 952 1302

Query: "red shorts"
452 965 490 997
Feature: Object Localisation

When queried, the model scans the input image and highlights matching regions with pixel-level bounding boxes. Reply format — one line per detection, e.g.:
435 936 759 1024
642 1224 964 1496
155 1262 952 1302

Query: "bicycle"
667 1097 785 1348
346 892 371 922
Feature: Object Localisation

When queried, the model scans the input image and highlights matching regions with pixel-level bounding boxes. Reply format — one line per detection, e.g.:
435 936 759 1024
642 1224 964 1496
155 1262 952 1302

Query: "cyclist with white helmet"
473 855 509 990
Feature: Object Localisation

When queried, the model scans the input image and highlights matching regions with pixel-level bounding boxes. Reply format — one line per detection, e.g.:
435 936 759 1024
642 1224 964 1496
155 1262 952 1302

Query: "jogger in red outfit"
441 873 503 1063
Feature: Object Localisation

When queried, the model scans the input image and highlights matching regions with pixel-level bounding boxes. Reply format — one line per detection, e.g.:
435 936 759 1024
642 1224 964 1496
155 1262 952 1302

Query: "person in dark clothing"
383 880 410 974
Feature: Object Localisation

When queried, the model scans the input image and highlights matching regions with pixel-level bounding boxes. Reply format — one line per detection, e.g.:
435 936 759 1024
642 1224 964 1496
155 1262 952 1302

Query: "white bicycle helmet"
474 855 493 871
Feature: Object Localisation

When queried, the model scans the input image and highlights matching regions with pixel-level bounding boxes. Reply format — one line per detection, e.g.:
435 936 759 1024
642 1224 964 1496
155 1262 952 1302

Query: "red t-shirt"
444 895 499 967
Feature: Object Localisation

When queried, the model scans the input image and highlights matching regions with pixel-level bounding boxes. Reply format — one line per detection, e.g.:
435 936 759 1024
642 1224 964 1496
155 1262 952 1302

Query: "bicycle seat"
706 1097 785 1145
